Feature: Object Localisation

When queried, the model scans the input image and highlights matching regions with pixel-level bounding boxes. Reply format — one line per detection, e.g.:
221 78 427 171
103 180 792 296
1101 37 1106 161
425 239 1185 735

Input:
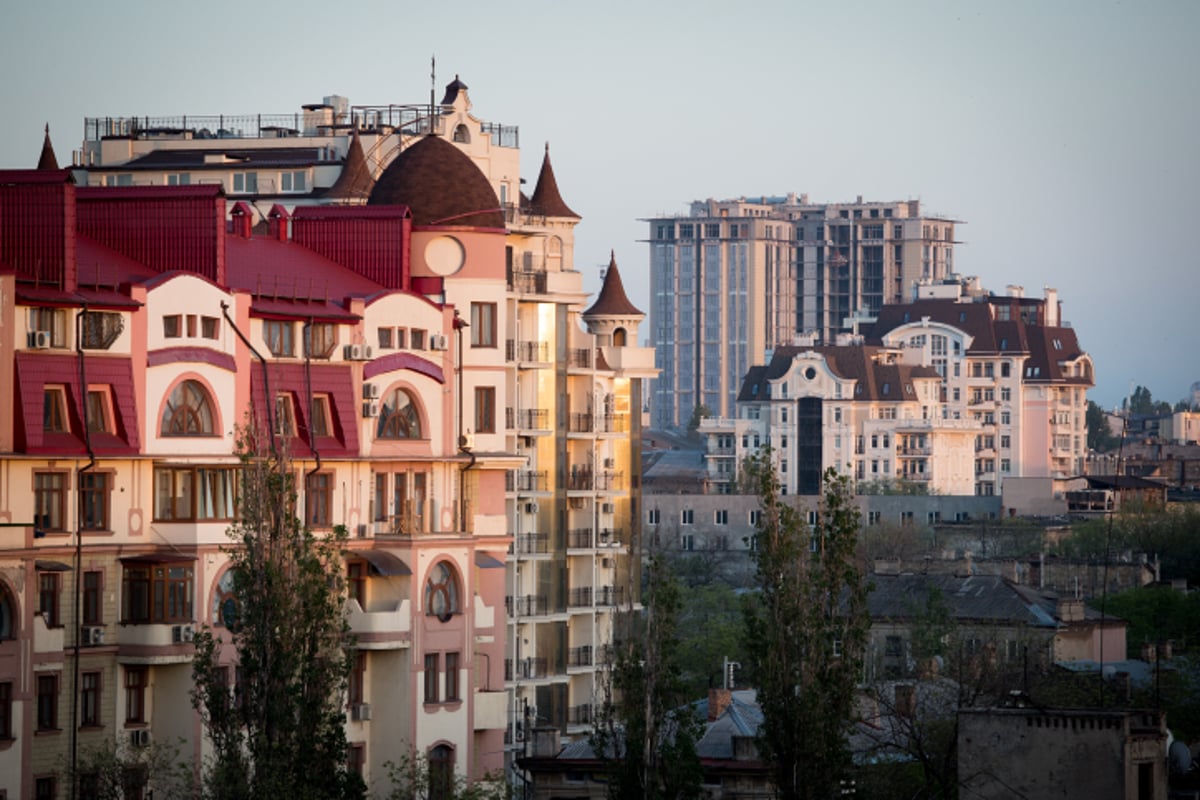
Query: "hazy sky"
3 0 1196 409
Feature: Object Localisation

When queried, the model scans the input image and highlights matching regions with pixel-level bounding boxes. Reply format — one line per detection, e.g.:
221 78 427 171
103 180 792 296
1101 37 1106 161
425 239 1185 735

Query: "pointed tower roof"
325 129 375 202
529 143 580 219
584 252 642 317
441 75 469 105
37 124 59 170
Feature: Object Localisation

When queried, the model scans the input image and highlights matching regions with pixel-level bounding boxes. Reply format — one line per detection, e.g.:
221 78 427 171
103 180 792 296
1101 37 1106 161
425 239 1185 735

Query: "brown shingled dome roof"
368 135 502 228
585 252 643 317
529 143 579 219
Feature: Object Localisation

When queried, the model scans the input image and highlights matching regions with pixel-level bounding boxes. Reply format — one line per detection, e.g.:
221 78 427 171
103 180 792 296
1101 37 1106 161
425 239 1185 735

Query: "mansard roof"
738 345 938 402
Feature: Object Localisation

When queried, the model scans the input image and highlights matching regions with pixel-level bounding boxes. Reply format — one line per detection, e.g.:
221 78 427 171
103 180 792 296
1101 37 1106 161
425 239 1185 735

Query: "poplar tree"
743 456 869 800
190 425 362 799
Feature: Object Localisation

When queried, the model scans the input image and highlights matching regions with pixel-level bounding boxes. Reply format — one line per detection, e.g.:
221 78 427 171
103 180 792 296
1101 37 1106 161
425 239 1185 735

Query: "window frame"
85 388 113 434
377 388 423 440
83 571 103 625
444 652 460 702
43 386 69 433
160 380 216 437
80 472 110 531
121 562 194 624
303 323 337 359
36 673 59 731
424 653 439 704
470 303 497 348
34 472 66 532
39 572 61 628
310 394 332 438
80 671 102 728
263 320 295 358
0 681 11 740
153 466 238 522
305 472 333 529
474 386 496 434
424 562 460 622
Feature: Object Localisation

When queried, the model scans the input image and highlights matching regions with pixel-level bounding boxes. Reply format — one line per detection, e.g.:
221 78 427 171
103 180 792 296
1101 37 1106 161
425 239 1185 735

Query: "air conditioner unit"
429 334 448 351
603 458 615 469
362 401 380 418
27 330 51 349
361 345 373 360
130 729 151 747
601 503 615 515
342 344 358 360
525 502 539 514
82 626 105 646
362 383 380 399
171 624 195 644
601 557 613 569
351 703 372 722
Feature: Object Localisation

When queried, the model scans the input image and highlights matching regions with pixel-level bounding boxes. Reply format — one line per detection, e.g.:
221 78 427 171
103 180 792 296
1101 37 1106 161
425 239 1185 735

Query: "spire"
584 251 642 317
441 74 469 105
37 123 59 170
325 128 375 203
529 142 580 219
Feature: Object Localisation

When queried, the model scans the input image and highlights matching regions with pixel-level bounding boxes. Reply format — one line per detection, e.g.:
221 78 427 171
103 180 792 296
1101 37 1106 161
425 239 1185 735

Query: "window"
868 510 881 525
80 311 124 350
425 562 459 622
43 387 69 433
0 682 11 740
378 327 393 349
310 395 332 438
306 473 333 528
36 778 56 800
80 473 110 531
121 562 194 623
470 303 496 347
1000 387 1011 402
647 509 660 525
0 585 14 640
232 172 258 193
349 651 367 707
81 672 101 728
163 315 182 338
428 745 454 800
264 320 294 357
280 170 307 192
29 307 67 347
680 534 694 552
160 380 215 436
681 509 694 525
200 316 219 339
378 389 422 439
153 466 237 521
1001 362 1011 378
34 472 66 532
424 653 439 703
410 329 426 350
394 328 407 349
445 652 460 702
125 667 146 724
39 572 61 627
37 674 58 730
274 393 295 437
749 509 762 526
347 744 365 778
304 323 336 359
715 509 728 525
86 389 112 433
83 571 103 625
474 387 496 434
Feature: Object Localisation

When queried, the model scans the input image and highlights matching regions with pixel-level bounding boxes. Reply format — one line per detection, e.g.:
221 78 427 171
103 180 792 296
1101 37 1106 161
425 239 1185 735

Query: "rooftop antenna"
430 55 436 130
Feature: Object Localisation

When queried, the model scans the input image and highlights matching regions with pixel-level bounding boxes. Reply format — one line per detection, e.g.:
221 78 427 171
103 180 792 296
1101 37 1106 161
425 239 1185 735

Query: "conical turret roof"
37 124 58 170
585 252 642 317
529 143 579 219
325 129 375 202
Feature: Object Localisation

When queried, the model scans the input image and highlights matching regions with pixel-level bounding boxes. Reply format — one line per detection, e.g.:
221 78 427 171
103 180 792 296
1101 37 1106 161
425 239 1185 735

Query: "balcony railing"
509 271 547 294
515 533 549 555
507 470 549 493
568 704 594 725
568 646 594 668
569 348 592 369
567 528 622 549
505 594 549 617
510 657 549 680
505 339 551 363
568 587 593 607
506 408 550 430
595 585 625 607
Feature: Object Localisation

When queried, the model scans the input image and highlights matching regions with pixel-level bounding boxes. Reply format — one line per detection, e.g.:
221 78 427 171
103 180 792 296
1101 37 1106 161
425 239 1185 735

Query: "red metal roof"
290 205 411 290
0 171 77 289
147 346 237 373
249 362 359 458
363 352 445 384
14 352 140 455
225 234 385 306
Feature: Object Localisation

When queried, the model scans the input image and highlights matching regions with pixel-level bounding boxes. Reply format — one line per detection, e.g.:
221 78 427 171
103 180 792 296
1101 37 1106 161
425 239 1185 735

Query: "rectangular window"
0 682 10 740
349 652 367 706
410 329 426 350
264 320 294 357
121 563 193 624
200 316 219 339
424 653 439 703
474 387 496 434
445 652 460 702
80 473 110 531
163 315 182 338
81 672 101 728
306 473 333 528
153 466 237 521
34 472 66 532
39 572 61 627
310 395 332 438
37 674 58 731
470 303 497 347
125 667 147 724
232 172 258 193
30 307 68 347
377 327 393 349
394 328 407 349
714 509 728 525
749 509 762 526
166 173 191 186
647 509 660 525
347 561 367 608
680 533 694 551
36 778 56 800
85 389 112 433
681 509 694 525
280 170 307 192
83 571 103 625
43 387 69 433
304 323 337 359
275 393 295 437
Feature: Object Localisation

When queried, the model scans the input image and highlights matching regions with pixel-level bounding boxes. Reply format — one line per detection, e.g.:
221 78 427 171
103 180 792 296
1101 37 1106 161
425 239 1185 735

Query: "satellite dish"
1169 740 1191 774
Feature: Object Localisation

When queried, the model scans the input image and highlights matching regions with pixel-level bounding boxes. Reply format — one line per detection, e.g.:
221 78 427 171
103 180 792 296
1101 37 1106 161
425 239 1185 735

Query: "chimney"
530 726 560 758
1006 284 1024 298
1056 598 1084 623
1043 287 1059 327
708 688 732 722
230 201 254 239
268 204 290 242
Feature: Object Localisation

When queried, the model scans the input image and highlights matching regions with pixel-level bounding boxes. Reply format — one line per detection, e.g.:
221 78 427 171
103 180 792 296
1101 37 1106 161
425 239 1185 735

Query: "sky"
2 0 1197 410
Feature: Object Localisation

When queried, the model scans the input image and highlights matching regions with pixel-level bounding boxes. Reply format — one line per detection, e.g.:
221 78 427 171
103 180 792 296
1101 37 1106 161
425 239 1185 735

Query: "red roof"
14 352 140 455
249 362 359 458
584 252 642 317
528 143 579 219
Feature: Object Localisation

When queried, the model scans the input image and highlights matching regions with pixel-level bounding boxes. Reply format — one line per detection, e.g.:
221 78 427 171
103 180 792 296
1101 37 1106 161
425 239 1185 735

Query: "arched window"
428 744 454 800
377 389 422 440
161 380 215 436
424 562 459 622
613 327 627 346
0 583 16 640
452 124 470 144
211 569 240 630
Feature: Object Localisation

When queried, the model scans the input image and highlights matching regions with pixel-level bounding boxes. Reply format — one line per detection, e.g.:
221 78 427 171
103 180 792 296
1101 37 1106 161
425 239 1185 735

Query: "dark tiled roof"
367 135 503 228
528 143 579 219
1023 325 1089 384
37 124 58 170
869 300 1004 352
119 148 326 169
441 75 468 105
584 252 642 317
738 345 938 402
324 130 374 202
868 574 1055 627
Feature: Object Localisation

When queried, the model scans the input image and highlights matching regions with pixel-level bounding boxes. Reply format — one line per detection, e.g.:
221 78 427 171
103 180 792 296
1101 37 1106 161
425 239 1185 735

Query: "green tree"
66 738 197 799
1086 400 1119 451
593 548 703 800
384 749 509 800
742 456 870 800
686 404 713 438
190 425 362 799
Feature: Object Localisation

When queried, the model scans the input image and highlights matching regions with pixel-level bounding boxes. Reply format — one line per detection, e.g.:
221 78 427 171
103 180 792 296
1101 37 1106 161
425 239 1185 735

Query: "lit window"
377 389 422 439
161 380 215 436
263 320 295 357
425 562 459 622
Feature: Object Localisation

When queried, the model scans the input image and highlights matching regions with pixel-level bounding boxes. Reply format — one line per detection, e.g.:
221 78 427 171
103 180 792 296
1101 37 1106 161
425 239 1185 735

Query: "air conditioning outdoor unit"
601 503 615 515
351 703 372 722
525 502 539 514
82 626 105 646
172 624 195 644
27 331 51 349
343 344 359 360
603 458 615 469
362 401 380 418
130 729 151 747
362 383 380 399
429 334 448 351
601 557 613 569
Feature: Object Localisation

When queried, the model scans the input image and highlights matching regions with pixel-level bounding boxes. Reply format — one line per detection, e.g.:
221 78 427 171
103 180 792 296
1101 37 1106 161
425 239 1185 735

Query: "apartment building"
646 194 960 428
0 79 651 797
701 282 1093 497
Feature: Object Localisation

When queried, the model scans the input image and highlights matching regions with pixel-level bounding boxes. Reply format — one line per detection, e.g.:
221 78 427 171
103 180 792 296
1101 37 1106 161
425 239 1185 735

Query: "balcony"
507 470 549 493
345 598 412 647
506 339 551 363
569 348 592 369
568 587 593 608
568 704 594 726
505 594 549 617
568 646 594 668
595 586 625 607
515 533 550 555
509 270 548 295
510 657 550 680
116 621 196 663
567 528 622 549
33 614 64 654
507 408 550 431
568 414 629 435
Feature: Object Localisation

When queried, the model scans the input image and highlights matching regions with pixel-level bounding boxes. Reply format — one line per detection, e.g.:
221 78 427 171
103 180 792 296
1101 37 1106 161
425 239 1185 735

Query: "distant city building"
700 283 1094 497
646 195 961 428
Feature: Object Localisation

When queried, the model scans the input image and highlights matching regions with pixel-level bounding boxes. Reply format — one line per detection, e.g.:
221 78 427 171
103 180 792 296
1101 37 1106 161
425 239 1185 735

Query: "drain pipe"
220 301 277 460
302 318 322 480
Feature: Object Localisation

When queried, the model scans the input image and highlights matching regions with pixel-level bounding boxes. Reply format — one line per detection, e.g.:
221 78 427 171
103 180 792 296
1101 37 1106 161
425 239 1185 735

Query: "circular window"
804 366 817 380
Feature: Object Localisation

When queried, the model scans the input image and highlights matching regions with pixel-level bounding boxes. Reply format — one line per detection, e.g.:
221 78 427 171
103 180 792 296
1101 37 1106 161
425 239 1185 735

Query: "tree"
686 404 713 438
190 425 362 799
384 749 509 800
593 546 703 800
1086 400 1119 452
66 738 197 799
742 455 870 800
1124 385 1172 416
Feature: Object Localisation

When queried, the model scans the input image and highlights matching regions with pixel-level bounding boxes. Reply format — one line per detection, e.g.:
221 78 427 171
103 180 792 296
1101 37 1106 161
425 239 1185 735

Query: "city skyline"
3 0 1195 410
